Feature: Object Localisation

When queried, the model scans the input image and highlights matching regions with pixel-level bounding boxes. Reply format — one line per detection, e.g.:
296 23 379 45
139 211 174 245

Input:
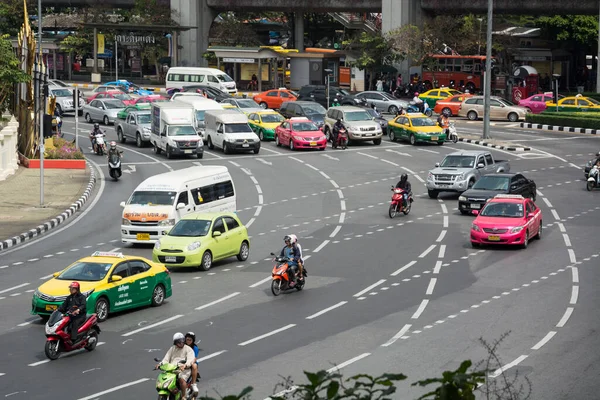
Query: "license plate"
310 142 317 146
470 203 481 209
184 150 193 154
431 136 438 141
242 144 249 148
45 304 58 311
165 256 177 263
487 235 501 241
438 184 449 188
136 233 150 241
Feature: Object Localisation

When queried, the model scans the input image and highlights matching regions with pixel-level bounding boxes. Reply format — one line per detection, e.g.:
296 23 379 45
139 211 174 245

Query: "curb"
0 162 97 252
458 137 531 152
520 122 599 135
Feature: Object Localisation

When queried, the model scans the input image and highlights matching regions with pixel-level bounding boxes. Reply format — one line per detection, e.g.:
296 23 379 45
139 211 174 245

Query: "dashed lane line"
238 324 296 346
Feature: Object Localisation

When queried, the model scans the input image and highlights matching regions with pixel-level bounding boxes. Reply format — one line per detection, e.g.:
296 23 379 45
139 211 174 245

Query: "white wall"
290 58 310 90
0 116 19 181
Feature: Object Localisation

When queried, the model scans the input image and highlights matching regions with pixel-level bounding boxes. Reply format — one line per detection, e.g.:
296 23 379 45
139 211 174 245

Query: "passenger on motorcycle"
184 332 200 395
89 123 103 153
157 332 195 396
395 173 412 208
288 234 304 280
437 110 451 135
412 92 424 112
58 282 87 343
279 235 301 286
332 119 345 145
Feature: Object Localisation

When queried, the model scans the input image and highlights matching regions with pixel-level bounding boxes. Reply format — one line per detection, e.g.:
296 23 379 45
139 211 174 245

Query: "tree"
342 31 399 72
0 0 35 37
209 13 261 47
0 34 30 114
534 15 598 47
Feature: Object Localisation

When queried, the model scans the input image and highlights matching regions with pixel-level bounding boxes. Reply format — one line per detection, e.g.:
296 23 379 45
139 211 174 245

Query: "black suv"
296 85 365 108
279 101 327 127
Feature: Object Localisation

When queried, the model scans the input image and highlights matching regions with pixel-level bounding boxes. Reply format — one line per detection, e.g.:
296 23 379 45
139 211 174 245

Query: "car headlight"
34 289 41 298
122 218 131 226
143 127 151 134
458 196 466 201
293 136 304 141
154 240 161 250
158 219 175 227
82 289 95 298
471 224 481 232
427 172 433 180
320 136 327 141
511 226 524 233
187 241 201 251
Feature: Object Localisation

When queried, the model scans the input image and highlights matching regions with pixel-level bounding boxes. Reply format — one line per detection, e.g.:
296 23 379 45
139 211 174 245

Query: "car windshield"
472 176 510 190
138 114 151 124
380 92 396 100
168 125 198 136
411 117 436 127
51 89 71 97
499 99 515 106
587 97 600 105
481 202 524 218
237 100 260 108
261 114 284 123
225 123 253 133
129 191 176 206
168 219 211 237
336 89 350 96
51 80 69 87
56 262 113 282
196 110 206 122
303 104 326 114
345 111 371 121
289 90 299 97
104 101 126 109
292 122 319 131
366 109 380 118
113 93 132 100
439 155 475 168
216 74 234 82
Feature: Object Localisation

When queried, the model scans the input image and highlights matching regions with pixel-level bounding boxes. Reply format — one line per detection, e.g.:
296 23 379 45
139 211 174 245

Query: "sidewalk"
0 166 92 243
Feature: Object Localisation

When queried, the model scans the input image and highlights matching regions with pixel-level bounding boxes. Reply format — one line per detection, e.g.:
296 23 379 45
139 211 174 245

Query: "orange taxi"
433 94 473 116
253 89 298 110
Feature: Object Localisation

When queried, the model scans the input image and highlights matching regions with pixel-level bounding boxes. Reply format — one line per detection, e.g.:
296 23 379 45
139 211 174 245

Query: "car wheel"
136 133 143 148
428 190 438 199
388 105 398 114
200 251 212 271
275 135 281 146
471 242 480 248
207 136 214 149
103 116 110 125
258 130 264 141
522 231 530 249
468 179 475 189
410 134 416 145
389 131 396 142
259 102 268 109
536 221 542 239
525 107 532 114
237 241 250 261
289 140 295 151
85 113 92 123
508 112 518 122
55 104 63 116
153 142 161 154
460 210 471 215
223 141 229 154
442 107 452 116
324 127 331 141
373 138 382 145
467 111 478 121
166 145 173 159
95 297 109 322
151 284 165 306
197 152 203 159
117 127 126 143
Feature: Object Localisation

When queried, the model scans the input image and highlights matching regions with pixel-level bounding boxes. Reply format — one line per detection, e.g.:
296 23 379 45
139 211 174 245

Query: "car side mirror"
119 201 126 207
212 231 222 237
527 212 535 219
52 272 60 277
176 202 186 210
472 210 479 216
435 162 440 167
477 163 485 169
111 275 123 282
131 121 136 125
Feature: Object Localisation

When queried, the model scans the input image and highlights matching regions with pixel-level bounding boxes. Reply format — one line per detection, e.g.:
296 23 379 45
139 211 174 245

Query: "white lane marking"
562 234 571 247
385 149 411 157
329 179 340 188
319 171 331 179
542 197 553 208
325 352 371 374
306 301 348 320
531 331 557 350
238 324 296 346
438 245 446 258
425 278 437 295
17 321 33 327
322 154 339 161
418 148 439 154
443 216 448 228
0 283 30 295
255 158 272 166
260 146 283 155
329 226 342 238
336 189 344 199
557 223 566 232
489 355 528 378
556 307 574 328
27 258 39 262
411 299 429 319
440 203 448 214
122 315 184 337
391 260 417 276
436 230 447 242
108 247 120 252
29 360 50 366
77 378 151 400
40 274 53 280
433 261 442 274
249 175 259 185
305 163 319 171
570 286 579 304
571 267 579 283
568 249 577 264
249 277 271 288
0 373 4 376
340 200 346 211
313 240 330 253
381 324 412 347
418 244 436 258
381 159 399 167
195 292 240 311
354 279 386 298
357 152 379 160
197 350 227 362
551 209 560 220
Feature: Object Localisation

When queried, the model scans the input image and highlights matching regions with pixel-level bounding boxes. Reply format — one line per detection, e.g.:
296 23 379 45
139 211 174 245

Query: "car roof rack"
493 194 524 199
91 251 125 258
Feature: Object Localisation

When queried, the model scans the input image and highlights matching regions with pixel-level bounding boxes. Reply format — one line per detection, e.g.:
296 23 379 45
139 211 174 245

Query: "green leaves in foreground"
412 360 485 400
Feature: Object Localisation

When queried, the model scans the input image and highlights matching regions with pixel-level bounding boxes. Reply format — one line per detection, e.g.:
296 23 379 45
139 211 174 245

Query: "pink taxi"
470 194 542 249
275 117 327 151
518 93 562 114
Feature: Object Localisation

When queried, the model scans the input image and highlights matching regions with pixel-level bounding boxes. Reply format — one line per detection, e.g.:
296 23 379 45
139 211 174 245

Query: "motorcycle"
584 152 600 178
108 152 122 181
407 101 433 117
153 358 196 400
270 253 307 296
388 186 413 218
52 115 63 138
94 133 107 155
44 310 100 360
332 128 348 150
586 165 599 191
447 122 458 143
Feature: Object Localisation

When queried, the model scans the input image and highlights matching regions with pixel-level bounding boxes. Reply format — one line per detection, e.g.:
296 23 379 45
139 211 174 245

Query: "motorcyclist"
437 109 451 135
157 332 195 396
288 234 304 280
412 92 424 112
332 118 345 146
395 173 412 208
331 97 341 107
89 123 104 153
279 235 301 286
184 332 200 395
57 282 87 343
107 141 123 159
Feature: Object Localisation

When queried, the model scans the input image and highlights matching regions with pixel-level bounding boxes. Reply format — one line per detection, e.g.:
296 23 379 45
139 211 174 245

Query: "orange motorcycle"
270 253 307 296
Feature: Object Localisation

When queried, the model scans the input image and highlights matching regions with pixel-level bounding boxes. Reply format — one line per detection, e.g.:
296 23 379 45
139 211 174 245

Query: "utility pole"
597 0 600 93
38 0 44 206
482 0 493 140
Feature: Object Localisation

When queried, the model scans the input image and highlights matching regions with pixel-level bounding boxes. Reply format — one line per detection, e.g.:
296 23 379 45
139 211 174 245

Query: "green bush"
525 113 600 129
539 111 600 118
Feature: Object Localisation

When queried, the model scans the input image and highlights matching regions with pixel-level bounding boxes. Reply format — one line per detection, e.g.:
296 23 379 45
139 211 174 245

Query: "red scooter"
270 253 307 296
388 186 412 218
332 128 348 150
44 310 101 360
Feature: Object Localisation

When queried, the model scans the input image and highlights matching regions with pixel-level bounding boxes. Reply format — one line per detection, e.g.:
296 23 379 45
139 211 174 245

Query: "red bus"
422 55 494 92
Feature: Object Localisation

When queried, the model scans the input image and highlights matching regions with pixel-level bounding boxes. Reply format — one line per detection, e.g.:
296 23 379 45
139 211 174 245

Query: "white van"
151 102 203 158
166 67 237 94
172 97 223 137
120 166 236 244
205 109 260 154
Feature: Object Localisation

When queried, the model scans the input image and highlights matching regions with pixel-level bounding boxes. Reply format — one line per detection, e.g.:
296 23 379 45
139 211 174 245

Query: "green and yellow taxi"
419 88 462 108
387 112 446 146
153 212 250 271
116 103 151 119
247 110 285 141
32 252 172 322
545 95 600 112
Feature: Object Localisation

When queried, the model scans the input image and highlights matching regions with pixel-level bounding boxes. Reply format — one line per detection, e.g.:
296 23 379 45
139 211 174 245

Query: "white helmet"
288 234 298 244
173 332 184 344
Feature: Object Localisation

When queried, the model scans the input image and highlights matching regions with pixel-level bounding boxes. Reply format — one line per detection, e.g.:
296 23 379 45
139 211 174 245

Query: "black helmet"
400 173 408 183
336 119 342 124
442 109 450 117
185 332 196 344
94 123 99 129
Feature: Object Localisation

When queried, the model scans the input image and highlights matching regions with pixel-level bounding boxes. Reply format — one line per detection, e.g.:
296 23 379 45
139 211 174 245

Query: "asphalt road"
0 114 598 400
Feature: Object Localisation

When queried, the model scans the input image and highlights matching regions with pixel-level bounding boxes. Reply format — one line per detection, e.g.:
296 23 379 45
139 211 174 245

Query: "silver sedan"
82 99 126 125
355 91 408 114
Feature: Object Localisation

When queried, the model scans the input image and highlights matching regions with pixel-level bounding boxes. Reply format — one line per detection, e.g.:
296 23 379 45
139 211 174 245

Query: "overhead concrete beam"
421 0 598 15
206 0 381 12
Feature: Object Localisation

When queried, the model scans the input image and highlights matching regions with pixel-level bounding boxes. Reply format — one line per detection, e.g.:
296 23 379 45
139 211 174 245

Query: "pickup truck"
426 150 510 198
115 110 152 148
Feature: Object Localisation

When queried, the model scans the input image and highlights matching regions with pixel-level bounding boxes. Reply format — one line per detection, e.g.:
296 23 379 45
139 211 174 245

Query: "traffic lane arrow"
256 158 272 166
122 165 136 174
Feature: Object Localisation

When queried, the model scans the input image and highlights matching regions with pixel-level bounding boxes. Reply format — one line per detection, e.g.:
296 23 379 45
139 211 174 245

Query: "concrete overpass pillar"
294 13 304 51
382 0 422 81
171 0 216 67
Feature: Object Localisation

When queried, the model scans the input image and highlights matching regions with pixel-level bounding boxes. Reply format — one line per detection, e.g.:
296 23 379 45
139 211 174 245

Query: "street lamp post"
482 0 493 140
38 0 44 206
325 68 333 109
553 74 561 112
597 0 600 93
477 18 483 55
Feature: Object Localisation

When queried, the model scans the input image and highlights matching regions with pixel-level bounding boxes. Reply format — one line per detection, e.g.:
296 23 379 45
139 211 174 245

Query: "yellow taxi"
247 110 285 141
419 88 462 108
545 94 600 112
387 112 446 145
31 251 172 322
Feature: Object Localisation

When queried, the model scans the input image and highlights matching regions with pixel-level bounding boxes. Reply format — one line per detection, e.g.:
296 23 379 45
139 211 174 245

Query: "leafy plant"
43 137 84 160
413 360 485 400
342 31 400 77
0 34 31 114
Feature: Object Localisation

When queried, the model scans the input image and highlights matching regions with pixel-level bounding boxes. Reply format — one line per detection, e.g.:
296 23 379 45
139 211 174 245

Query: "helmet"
185 332 196 343
414 92 419 96
284 235 292 244
68 282 80 290
173 332 185 345
442 109 450 117
336 119 342 124
93 123 99 129
400 173 408 183
109 141 117 150
288 234 298 244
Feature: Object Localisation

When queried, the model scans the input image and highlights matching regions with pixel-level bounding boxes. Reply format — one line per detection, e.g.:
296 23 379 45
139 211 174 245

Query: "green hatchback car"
117 103 151 120
153 212 250 271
